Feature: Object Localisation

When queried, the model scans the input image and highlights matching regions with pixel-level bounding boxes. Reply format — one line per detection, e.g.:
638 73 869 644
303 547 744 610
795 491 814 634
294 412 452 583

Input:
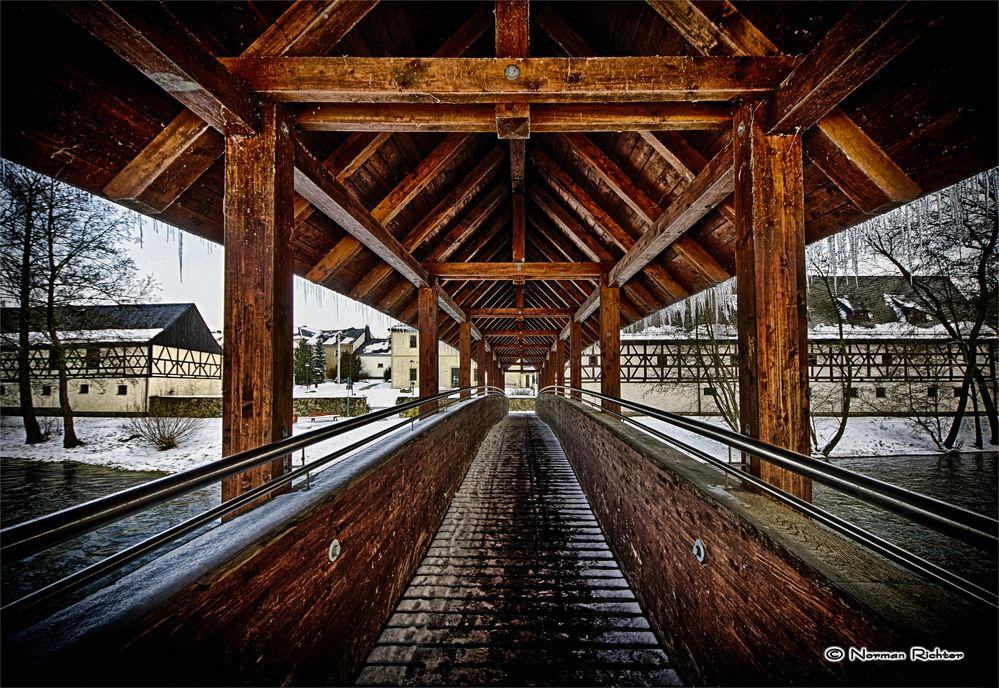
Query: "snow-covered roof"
1 329 165 346
358 338 391 356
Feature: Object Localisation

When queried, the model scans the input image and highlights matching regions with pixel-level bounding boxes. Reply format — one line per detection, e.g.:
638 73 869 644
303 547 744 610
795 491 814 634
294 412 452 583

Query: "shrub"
123 414 200 451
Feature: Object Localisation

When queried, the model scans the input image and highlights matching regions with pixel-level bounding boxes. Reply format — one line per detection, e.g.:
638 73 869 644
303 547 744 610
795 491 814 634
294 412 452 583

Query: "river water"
1 458 219 606
1 452 996 609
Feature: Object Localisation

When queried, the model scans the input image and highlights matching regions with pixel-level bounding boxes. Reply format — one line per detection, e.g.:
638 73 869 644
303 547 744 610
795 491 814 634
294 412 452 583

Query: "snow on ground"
1 381 407 474
292 379 400 408
630 415 998 460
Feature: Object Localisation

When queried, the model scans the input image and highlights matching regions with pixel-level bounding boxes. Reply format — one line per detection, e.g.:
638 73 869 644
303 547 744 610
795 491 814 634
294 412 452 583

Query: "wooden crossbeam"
428 262 610 281
97 1 377 213
293 140 429 289
483 330 561 338
297 103 731 132
306 132 471 283
468 308 574 318
648 0 919 212
610 142 733 286
768 2 941 135
221 56 798 103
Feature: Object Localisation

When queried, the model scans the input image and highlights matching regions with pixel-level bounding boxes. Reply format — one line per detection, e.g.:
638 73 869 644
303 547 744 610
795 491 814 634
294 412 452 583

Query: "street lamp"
335 331 343 384
409 359 416 393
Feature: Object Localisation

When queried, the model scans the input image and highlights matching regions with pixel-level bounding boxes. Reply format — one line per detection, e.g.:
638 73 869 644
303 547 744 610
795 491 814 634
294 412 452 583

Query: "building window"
588 355 598 366
451 368 460 388
0 385 5 396
880 353 893 366
848 388 860 399
409 335 417 348
85 346 101 369
117 385 128 396
703 387 716 397
953 386 963 398
927 386 938 398
377 363 384 369
656 354 668 367
808 354 817 366
41 385 52 396
409 368 417 382
875 387 886 398
80 384 90 395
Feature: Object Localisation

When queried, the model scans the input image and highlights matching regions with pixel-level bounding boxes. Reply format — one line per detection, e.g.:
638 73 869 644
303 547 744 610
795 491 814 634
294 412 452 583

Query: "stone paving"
355 414 682 686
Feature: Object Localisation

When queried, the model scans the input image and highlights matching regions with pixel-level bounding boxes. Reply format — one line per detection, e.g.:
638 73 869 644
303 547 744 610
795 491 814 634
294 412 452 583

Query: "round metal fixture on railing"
692 538 706 564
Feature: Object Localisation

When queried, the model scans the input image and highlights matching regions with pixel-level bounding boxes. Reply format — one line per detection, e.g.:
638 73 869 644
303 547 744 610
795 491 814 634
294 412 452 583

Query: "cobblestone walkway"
356 414 681 686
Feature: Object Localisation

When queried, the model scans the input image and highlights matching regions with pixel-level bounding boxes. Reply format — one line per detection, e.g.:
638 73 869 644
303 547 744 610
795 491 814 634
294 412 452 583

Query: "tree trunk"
970 365 999 445
944 359 974 449
17 195 44 444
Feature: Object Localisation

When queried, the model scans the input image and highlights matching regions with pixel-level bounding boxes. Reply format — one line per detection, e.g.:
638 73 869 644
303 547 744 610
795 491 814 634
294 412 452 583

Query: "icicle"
177 231 184 283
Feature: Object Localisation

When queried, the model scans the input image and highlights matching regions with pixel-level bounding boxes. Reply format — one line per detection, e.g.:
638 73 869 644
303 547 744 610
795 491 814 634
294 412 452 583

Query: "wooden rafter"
483 330 560 338
293 139 429 289
610 142 733 286
767 2 941 135
221 56 798 103
648 0 919 212
305 132 471 283
348 146 504 299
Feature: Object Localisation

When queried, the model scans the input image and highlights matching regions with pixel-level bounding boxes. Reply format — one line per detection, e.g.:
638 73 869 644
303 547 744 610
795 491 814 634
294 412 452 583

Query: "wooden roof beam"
428 262 611 281
306 132 472 284
422 185 509 263
496 1 531 140
768 2 942 136
298 103 731 132
293 139 429 289
649 0 919 212
221 56 798 103
93 0 376 213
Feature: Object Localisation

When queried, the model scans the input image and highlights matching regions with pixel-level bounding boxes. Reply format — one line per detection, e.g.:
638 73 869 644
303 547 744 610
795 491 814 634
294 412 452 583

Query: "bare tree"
0 162 155 447
863 169 998 447
0 163 46 443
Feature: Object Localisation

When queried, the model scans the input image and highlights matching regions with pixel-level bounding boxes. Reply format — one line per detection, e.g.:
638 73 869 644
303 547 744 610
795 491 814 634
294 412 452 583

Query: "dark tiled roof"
2 303 191 333
807 275 964 327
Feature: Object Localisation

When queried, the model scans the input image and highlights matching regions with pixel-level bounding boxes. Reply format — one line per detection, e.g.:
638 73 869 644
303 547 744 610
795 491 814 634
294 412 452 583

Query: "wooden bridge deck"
356 414 681 686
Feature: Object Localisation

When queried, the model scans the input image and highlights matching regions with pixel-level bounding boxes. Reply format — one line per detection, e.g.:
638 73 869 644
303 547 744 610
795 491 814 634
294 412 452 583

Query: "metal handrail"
1 386 505 563
537 385 998 608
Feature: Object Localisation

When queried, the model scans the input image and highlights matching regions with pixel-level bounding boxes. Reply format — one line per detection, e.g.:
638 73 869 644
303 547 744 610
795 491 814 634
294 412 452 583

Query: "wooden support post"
459 321 472 399
221 103 294 510
477 338 487 394
600 275 621 413
733 101 811 502
555 340 565 392
419 284 439 415
570 320 582 399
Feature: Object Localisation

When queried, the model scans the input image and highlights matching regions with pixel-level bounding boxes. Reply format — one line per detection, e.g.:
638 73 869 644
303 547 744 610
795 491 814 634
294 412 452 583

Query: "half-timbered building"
0 303 222 414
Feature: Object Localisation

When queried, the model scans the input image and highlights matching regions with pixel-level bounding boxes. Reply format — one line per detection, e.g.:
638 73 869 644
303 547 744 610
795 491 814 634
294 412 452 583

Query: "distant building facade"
1 304 222 415
358 337 391 378
294 325 373 381
577 276 997 416
389 325 466 391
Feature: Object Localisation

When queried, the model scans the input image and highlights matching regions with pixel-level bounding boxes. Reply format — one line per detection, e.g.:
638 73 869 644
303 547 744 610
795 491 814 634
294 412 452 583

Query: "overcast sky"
128 220 399 337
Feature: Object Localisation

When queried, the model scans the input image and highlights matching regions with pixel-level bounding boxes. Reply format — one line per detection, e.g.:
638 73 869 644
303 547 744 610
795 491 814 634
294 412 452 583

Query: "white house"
1 303 222 415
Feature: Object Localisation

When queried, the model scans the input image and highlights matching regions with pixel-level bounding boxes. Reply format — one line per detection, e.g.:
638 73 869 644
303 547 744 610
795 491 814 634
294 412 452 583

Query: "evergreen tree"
294 339 315 386
313 341 326 384
338 350 366 381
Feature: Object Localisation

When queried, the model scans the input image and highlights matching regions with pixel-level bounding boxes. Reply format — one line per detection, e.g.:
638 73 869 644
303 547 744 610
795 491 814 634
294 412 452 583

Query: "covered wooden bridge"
1 1 997 685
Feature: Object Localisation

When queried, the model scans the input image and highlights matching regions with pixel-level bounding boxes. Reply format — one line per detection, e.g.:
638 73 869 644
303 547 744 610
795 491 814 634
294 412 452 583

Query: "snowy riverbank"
2 398 995 475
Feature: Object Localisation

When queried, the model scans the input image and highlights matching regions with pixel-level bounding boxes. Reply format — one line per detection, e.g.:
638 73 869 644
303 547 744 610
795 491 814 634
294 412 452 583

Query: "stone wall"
6 395 509 686
149 396 369 418
537 395 995 686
